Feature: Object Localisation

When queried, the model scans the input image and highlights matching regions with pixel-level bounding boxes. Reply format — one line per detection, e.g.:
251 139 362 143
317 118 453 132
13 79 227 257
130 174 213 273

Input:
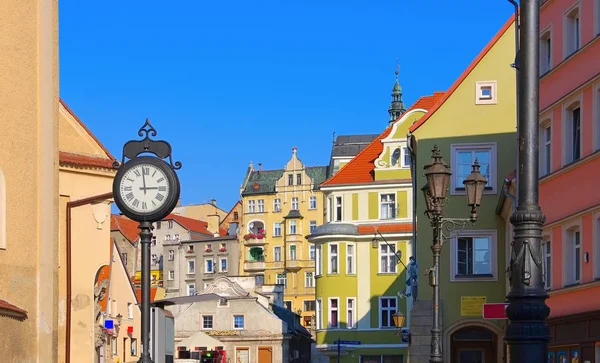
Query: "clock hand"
140 187 159 190
141 168 148 195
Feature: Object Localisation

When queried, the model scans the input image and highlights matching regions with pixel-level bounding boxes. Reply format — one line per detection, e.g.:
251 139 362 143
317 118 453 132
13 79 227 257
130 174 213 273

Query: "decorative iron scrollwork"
439 218 475 244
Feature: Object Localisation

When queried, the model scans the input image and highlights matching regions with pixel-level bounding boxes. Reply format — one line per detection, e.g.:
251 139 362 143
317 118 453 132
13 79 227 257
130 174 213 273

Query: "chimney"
210 199 216 206
258 162 262 171
207 214 221 237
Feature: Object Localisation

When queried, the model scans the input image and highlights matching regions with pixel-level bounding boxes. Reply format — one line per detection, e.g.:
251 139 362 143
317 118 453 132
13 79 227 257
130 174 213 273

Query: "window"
475 81 497 105
168 249 174 261
379 297 397 328
347 298 356 329
565 227 582 285
540 30 552 74
305 272 314 287
451 143 496 193
168 270 174 280
297 173 302 185
347 243 355 274
565 106 581 163
540 121 552 176
248 200 255 213
151 236 157 246
165 235 171 241
151 254 158 264
403 147 411 167
130 338 137 356
289 220 297 234
316 245 322 275
391 148 401 166
316 298 322 329
309 244 316 260
309 196 317 209
206 243 212 251
112 337 117 355
328 197 333 222
174 233 180 241
128 302 134 319
168 220 173 229
329 244 338 274
329 298 339 328
290 245 297 260
233 211 239 220
596 86 600 150
188 245 194 252
451 230 497 281
291 197 299 210
122 253 128 265
380 193 396 219
274 246 282 261
257 199 264 213
205 259 214 273
284 301 292 310
255 274 264 286
310 221 317 233
233 315 245 329
564 7 580 57
202 315 213 329
596 0 600 35
276 273 287 288
596 216 600 279
156 221 161 229
220 258 227 272
335 196 343 222
187 283 195 296
543 240 552 290
273 198 281 212
379 243 397 274
574 229 581 282
187 260 195 274
303 300 315 311
274 222 282 236
288 174 293 186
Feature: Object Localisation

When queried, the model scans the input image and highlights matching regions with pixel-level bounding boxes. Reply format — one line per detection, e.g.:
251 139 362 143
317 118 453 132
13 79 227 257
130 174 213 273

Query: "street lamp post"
504 1 551 362
422 145 487 363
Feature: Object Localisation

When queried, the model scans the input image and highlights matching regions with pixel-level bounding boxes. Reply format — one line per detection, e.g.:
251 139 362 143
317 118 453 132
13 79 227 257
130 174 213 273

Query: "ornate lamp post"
422 145 487 363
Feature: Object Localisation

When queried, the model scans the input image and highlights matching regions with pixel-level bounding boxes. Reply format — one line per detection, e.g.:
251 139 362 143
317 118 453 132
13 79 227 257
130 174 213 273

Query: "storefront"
548 310 600 363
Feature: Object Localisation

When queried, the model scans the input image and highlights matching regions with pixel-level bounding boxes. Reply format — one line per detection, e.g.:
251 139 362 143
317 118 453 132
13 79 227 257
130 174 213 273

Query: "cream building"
172 200 227 222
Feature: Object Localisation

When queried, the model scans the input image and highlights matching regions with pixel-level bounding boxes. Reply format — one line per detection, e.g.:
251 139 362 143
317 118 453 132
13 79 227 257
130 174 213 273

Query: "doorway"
451 326 497 363
258 346 272 363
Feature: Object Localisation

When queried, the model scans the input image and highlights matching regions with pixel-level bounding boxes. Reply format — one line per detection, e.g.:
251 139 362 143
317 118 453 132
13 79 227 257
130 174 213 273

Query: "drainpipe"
66 192 113 363
407 133 417 261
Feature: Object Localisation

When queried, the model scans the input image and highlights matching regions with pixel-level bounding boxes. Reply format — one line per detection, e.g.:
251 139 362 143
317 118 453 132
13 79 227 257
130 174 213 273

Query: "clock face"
118 163 170 214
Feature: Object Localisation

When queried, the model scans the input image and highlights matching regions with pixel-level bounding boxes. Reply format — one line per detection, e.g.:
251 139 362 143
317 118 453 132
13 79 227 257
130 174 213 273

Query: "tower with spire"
388 62 406 124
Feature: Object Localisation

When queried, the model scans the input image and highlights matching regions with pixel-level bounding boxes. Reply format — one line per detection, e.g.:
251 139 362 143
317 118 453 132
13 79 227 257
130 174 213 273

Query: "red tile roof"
135 288 159 303
408 15 515 133
358 223 413 235
0 298 28 320
111 214 140 243
321 93 446 186
165 214 212 235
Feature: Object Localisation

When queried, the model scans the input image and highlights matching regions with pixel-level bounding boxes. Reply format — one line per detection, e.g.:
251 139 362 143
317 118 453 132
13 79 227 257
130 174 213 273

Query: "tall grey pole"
139 221 154 363
504 1 550 362
430 219 442 363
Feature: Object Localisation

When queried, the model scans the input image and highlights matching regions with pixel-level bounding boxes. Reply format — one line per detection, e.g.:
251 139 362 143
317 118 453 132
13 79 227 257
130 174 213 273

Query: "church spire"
388 60 406 124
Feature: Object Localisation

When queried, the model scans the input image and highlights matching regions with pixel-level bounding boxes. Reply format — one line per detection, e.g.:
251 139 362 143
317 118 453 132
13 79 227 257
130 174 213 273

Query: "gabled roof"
0 298 28 321
321 93 446 186
111 214 140 243
241 166 329 196
164 214 212 235
408 15 515 133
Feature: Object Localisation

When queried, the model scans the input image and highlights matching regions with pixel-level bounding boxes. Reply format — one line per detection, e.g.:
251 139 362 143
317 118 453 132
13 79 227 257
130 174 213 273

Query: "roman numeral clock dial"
119 163 170 214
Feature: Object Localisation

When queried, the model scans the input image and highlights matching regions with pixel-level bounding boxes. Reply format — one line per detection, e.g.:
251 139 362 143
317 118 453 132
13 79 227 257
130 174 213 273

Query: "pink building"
539 0 600 360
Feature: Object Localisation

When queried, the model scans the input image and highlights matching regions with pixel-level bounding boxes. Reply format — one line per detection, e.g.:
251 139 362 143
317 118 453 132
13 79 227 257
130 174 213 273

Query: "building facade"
239 148 328 326
408 16 517 363
172 199 228 222
111 214 141 277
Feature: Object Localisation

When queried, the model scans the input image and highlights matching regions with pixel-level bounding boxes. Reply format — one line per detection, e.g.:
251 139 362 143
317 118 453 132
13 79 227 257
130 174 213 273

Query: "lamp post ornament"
112 119 181 363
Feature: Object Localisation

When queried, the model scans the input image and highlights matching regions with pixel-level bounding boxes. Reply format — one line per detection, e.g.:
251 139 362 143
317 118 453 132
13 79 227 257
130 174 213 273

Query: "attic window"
475 81 497 105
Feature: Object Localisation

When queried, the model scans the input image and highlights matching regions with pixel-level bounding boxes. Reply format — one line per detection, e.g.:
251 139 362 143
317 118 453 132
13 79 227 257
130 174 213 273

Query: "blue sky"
59 0 514 213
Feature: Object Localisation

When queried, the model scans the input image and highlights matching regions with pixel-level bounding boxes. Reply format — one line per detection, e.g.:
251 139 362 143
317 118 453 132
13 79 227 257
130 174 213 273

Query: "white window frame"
378 241 397 274
202 315 213 330
316 298 322 330
450 142 497 195
379 296 398 329
347 297 356 329
273 246 282 262
289 220 297 234
187 259 195 274
273 198 281 212
274 222 282 237
219 257 227 272
309 196 317 209
539 117 552 177
563 219 582 286
450 229 498 282
305 272 314 288
329 243 339 274
475 80 498 105
289 244 297 260
233 314 245 330
328 297 339 329
303 300 315 312
187 283 196 296
402 146 411 168
379 192 396 220
310 244 316 260
276 273 287 288
316 245 322 275
335 196 343 221
168 249 174 261
540 27 552 75
543 237 552 290
346 242 355 274
257 199 264 213
291 197 299 210
563 97 583 165
205 259 214 273
168 270 174 280
128 302 134 319
248 200 255 213
563 4 580 58
309 220 317 234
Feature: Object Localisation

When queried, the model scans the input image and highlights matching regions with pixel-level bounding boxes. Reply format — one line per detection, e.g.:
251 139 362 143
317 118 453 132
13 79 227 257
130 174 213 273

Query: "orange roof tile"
111 214 140 243
321 93 446 186
135 288 159 303
358 223 413 235
165 214 212 235
408 15 515 133
0 298 28 320
59 151 115 169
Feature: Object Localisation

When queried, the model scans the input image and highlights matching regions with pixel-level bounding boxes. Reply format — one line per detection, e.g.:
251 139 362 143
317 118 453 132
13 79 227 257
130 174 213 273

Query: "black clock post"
113 120 181 363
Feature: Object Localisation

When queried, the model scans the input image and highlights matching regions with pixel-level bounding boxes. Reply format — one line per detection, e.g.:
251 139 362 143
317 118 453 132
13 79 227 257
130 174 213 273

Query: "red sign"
483 303 508 319
127 326 134 334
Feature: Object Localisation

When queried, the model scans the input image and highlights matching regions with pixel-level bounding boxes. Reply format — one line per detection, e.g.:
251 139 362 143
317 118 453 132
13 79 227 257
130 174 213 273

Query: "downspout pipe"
407 133 417 261
508 0 520 206
66 192 113 363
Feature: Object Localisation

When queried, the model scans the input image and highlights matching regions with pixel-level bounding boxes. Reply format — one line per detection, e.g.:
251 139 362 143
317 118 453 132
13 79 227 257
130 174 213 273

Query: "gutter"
495 179 517 215
407 133 417 261
66 192 113 363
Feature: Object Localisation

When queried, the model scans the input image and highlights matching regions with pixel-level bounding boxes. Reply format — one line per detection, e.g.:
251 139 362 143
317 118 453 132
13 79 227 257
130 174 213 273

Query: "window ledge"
326 273 340 277
377 272 398 276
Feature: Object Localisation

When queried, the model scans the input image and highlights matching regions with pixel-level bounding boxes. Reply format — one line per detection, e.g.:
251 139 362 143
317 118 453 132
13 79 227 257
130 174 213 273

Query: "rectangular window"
187 260 195 274
316 245 322 275
288 174 293 185
187 283 195 296
168 220 173 229
310 244 316 260
276 273 287 288
379 243 397 273
380 193 396 219
380 297 397 328
335 196 343 221
131 338 137 356
347 298 356 329
305 272 314 288
128 302 134 319
233 315 245 329
257 199 264 213
572 107 581 161
205 259 214 273
290 245 297 260
329 298 339 328
274 222 282 236
316 298 322 329
151 236 157 246
309 196 317 209
303 300 315 311
310 221 317 233
347 243 355 274
284 301 293 310
168 270 174 280
248 200 255 213
202 315 213 329
565 8 580 57
540 31 552 74
234 211 239 220
122 253 128 265
544 240 551 290
174 233 180 241
273 198 281 212
329 244 338 274
574 230 581 283
289 220 297 234
292 197 299 210
274 246 282 261
168 250 174 261
297 173 302 185
596 217 600 279
456 236 492 276
540 123 552 176
112 337 117 355
220 258 227 272
451 143 496 193
402 147 411 167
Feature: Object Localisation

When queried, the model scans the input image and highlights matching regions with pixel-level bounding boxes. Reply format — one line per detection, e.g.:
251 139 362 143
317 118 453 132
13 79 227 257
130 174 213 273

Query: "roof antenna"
332 131 336 144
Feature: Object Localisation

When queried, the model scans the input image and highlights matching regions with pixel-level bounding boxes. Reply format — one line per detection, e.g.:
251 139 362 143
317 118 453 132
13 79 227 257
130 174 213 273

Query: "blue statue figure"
400 256 418 302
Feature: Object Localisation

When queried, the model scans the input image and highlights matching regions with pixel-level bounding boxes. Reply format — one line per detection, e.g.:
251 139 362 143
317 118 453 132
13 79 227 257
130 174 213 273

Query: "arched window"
391 148 401 166
0 168 5 249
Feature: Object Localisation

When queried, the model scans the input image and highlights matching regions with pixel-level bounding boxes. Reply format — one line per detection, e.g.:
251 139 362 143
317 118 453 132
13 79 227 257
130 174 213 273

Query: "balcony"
244 260 266 272
244 237 267 247
285 260 303 272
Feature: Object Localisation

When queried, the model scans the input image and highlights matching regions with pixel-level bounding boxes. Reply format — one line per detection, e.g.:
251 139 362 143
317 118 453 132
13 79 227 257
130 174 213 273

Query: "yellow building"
239 147 328 326
172 200 228 222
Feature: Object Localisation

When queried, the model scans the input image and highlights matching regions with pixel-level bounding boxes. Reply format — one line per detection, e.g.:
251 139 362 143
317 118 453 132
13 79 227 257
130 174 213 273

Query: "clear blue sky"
59 0 514 213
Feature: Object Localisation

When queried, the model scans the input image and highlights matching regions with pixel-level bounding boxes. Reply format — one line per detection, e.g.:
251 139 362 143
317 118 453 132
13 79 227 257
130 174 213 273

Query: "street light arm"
438 217 476 244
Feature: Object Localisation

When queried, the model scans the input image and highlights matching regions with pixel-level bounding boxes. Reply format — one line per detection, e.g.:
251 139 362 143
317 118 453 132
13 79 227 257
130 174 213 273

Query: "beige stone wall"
0 0 59 362
173 203 227 221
